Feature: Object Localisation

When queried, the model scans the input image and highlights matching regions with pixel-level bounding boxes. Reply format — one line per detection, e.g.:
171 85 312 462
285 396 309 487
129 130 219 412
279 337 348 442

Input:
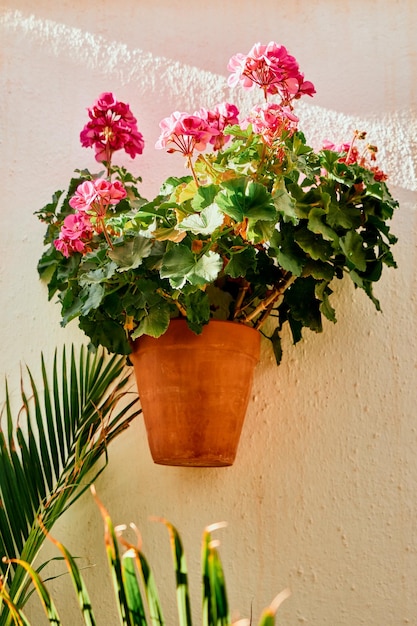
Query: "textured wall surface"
1 1 416 624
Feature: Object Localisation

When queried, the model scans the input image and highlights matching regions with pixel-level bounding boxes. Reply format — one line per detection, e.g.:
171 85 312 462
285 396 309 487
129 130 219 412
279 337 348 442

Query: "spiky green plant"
0 346 141 624
1 487 290 625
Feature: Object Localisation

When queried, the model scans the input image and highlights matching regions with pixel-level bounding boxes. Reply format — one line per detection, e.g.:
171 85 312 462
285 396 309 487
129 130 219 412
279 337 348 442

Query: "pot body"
130 319 260 467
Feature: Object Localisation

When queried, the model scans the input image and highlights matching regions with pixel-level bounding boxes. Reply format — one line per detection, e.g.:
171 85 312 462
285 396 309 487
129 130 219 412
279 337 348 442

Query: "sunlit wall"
1 1 416 624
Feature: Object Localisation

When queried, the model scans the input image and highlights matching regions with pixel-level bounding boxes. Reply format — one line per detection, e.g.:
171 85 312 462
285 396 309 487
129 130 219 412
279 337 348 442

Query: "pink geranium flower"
198 102 240 150
80 92 145 164
54 213 93 257
155 111 218 156
69 181 98 211
227 53 254 89
228 41 315 104
245 103 298 145
323 133 388 181
56 178 128 256
93 179 127 204
69 178 127 217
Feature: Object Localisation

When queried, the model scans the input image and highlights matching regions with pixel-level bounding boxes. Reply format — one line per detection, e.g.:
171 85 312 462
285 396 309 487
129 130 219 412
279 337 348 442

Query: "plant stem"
243 274 296 327
156 289 187 317
199 154 218 179
233 280 250 319
99 218 114 250
187 156 200 187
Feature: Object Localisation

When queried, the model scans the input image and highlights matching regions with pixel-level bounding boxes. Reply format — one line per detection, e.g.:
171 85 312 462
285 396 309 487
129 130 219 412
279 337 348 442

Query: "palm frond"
0 345 141 624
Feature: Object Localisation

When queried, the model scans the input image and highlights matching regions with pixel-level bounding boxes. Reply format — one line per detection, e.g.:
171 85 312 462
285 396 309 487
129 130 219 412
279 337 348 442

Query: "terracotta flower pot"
130 319 261 467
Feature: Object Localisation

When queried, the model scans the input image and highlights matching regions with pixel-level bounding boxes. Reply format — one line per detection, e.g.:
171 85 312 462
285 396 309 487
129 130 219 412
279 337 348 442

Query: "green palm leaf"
158 519 192 626
201 523 229 626
43 524 97 626
3 558 61 625
0 345 141 625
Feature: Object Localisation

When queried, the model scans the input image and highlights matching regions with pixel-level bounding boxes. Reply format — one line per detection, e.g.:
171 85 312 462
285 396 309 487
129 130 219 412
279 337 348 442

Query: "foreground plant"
1 487 290 625
37 41 398 363
0 346 141 624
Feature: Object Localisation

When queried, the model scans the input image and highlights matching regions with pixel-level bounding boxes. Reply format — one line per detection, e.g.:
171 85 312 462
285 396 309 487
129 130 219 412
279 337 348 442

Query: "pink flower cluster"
322 140 359 165
245 103 299 145
80 92 145 163
323 135 388 182
155 102 239 156
198 102 240 150
69 179 126 215
227 41 315 104
54 213 93 257
54 178 127 257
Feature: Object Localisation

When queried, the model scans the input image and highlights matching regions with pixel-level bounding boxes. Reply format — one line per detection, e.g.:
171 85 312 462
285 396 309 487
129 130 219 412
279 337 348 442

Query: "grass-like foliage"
1 487 290 625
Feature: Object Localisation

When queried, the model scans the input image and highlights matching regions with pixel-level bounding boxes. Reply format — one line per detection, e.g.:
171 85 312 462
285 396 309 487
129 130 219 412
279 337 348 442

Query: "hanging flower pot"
129 320 261 467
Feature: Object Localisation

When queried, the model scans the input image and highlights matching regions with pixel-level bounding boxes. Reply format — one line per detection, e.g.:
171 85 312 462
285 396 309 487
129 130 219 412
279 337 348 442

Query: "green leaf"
216 178 276 222
94 494 133 626
326 202 361 229
130 306 171 340
273 187 298 224
340 230 367 271
284 278 322 333
191 184 219 210
205 285 233 320
246 218 276 244
178 204 224 235
135 551 165 626
315 281 336 323
160 175 192 196
109 237 153 271
159 520 192 626
122 553 148 626
161 246 222 288
201 524 230 626
350 272 381 310
48 535 97 626
4 558 62 624
302 260 335 282
192 251 223 285
224 247 257 279
307 208 338 242
294 228 333 262
270 329 283 366
80 284 105 317
183 290 211 332
78 262 118 286
275 247 304 277
294 189 331 219
160 245 196 288
270 228 305 276
79 317 131 354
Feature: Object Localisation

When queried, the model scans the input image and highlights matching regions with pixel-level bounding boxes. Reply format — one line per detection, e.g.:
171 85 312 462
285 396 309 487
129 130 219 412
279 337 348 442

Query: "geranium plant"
37 41 398 363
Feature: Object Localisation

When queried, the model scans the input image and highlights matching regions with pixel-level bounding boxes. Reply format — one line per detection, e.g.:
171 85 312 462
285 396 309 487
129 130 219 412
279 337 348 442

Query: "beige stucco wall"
1 1 416 623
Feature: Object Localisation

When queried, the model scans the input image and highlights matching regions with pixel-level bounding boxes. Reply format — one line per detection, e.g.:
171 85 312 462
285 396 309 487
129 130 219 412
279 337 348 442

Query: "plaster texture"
0 1 416 624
